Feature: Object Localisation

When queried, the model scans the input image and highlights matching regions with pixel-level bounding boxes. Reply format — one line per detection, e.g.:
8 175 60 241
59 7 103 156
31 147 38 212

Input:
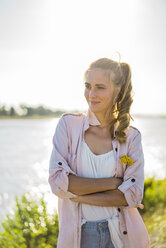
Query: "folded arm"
68 174 127 207
70 189 128 207
68 174 123 196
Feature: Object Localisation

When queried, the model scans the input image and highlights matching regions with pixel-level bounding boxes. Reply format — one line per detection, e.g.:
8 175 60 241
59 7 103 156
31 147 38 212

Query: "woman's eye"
85 85 105 90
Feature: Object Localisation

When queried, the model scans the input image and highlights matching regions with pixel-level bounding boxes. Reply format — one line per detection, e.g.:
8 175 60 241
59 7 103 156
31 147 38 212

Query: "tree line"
0 104 82 118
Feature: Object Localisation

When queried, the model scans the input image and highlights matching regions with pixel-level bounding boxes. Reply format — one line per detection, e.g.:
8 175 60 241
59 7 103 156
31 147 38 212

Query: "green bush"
0 193 59 248
141 177 166 214
140 177 166 247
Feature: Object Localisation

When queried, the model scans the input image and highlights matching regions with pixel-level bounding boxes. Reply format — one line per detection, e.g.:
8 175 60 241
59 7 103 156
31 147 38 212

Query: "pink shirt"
48 109 150 248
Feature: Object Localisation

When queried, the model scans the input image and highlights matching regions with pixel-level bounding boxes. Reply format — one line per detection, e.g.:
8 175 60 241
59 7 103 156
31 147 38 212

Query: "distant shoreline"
0 115 59 119
1 104 166 119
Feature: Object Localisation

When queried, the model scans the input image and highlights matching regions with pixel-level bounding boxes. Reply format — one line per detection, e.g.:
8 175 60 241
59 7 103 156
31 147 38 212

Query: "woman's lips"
90 101 100 105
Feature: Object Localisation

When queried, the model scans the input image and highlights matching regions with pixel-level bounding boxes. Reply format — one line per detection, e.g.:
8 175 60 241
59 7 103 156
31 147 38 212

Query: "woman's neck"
95 112 113 128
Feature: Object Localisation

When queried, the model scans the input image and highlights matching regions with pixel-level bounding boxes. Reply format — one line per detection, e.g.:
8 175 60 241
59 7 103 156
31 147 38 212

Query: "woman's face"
84 69 120 115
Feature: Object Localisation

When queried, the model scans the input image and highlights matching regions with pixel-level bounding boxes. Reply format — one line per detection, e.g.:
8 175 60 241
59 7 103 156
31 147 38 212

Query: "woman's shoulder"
129 125 141 134
60 112 86 127
61 112 85 119
125 125 142 140
62 112 85 117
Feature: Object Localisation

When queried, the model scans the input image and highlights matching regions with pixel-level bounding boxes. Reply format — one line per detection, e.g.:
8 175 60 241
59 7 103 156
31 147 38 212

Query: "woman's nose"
89 88 97 97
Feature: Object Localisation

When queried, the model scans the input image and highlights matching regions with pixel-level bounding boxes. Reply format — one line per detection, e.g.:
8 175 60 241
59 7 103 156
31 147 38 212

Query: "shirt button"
123 231 127 235
118 208 121 212
58 162 62 165
115 148 118 152
131 178 135 182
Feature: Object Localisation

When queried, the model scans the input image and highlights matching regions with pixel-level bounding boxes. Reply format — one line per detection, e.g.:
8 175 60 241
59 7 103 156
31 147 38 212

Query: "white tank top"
81 139 124 248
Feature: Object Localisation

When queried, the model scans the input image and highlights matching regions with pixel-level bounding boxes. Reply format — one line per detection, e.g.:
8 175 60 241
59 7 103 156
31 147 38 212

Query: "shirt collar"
84 108 119 138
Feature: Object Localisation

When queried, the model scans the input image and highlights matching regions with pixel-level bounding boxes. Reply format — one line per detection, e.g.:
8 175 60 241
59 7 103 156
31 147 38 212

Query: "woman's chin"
89 106 101 113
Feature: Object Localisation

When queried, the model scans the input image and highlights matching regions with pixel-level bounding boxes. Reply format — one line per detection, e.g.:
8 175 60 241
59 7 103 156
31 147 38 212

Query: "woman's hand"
113 177 123 188
70 196 81 203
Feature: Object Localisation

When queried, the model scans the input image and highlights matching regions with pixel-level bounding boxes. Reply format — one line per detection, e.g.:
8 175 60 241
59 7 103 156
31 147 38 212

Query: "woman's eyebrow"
84 82 106 86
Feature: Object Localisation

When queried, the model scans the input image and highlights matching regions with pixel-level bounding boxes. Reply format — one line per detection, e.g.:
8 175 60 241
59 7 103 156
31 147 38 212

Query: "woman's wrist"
112 177 123 190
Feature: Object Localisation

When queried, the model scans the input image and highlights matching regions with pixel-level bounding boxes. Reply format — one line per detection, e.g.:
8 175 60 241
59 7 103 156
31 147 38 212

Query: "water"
0 118 59 223
0 117 166 223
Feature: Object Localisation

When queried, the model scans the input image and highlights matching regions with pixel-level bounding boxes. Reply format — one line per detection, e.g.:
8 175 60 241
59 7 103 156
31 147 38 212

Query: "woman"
48 57 150 248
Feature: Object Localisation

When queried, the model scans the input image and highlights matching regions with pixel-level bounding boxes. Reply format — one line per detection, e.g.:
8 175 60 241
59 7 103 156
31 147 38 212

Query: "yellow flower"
120 155 134 166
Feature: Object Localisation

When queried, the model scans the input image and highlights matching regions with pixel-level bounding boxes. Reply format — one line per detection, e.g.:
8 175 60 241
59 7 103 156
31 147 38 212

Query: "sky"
0 0 166 115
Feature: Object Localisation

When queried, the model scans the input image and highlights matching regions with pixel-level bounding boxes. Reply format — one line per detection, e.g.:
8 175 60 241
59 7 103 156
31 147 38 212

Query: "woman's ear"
115 86 121 97
117 86 121 94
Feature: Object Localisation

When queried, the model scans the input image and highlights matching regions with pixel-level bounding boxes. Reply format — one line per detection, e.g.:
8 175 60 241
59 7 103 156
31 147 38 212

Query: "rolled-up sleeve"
118 131 144 208
48 116 77 199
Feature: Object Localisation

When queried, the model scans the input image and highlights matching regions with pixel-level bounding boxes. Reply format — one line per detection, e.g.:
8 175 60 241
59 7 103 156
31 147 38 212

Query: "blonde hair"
84 57 134 143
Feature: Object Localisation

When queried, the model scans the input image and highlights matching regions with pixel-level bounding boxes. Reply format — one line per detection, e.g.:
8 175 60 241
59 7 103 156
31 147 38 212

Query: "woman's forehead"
85 69 113 85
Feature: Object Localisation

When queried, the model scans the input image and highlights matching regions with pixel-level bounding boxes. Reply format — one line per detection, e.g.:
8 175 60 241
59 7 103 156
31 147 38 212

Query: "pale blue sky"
0 0 166 114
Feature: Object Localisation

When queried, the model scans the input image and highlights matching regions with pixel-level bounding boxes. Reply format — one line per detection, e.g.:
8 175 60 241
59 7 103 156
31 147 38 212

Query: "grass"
143 209 166 247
